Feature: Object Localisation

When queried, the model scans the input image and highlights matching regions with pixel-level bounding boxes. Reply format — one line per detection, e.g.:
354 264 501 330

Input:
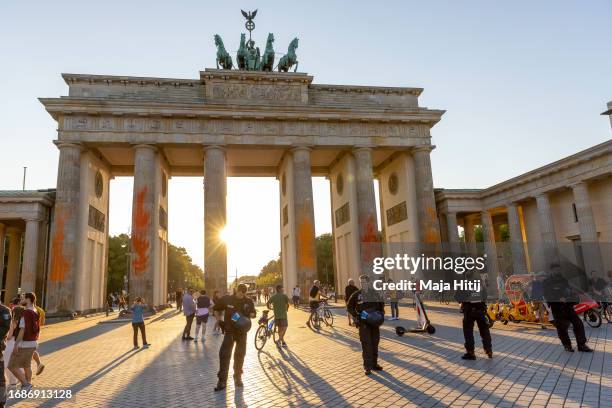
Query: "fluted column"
463 215 476 255
130 144 157 303
481 210 499 298
506 203 527 274
412 146 441 247
353 147 380 278
21 218 41 293
446 212 460 254
204 145 227 293
571 182 604 279
5 228 22 301
535 193 559 267
291 146 317 295
47 142 83 313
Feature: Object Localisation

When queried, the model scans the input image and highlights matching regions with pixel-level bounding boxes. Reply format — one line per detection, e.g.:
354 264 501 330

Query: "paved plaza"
7 303 611 408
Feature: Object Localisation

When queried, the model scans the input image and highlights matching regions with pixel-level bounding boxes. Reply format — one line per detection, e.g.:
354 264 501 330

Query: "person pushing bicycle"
266 285 290 347
306 280 327 329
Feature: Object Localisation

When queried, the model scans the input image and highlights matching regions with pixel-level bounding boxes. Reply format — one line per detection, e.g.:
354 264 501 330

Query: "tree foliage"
315 233 334 285
106 235 205 295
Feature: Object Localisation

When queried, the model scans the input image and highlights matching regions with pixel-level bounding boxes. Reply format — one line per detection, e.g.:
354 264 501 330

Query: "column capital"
53 141 84 151
203 144 226 153
290 145 312 153
24 217 44 223
132 143 158 152
352 145 374 153
569 180 588 190
506 202 519 209
412 145 436 154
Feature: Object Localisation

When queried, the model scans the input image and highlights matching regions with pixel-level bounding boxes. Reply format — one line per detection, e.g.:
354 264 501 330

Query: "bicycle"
308 299 334 329
254 309 278 350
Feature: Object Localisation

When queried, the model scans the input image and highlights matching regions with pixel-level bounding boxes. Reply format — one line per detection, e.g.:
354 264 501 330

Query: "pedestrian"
306 280 324 328
213 284 256 392
458 273 492 360
32 301 45 375
267 285 290 348
544 263 593 352
131 297 150 349
176 288 183 311
4 299 22 389
194 290 211 342
8 292 40 391
0 295 12 405
263 287 269 303
387 279 400 321
344 279 358 326
347 275 385 375
118 293 127 312
291 286 300 309
256 289 262 304
212 290 223 335
106 293 114 316
182 288 196 340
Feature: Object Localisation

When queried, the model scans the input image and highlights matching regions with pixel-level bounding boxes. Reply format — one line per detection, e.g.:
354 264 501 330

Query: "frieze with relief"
64 115 430 139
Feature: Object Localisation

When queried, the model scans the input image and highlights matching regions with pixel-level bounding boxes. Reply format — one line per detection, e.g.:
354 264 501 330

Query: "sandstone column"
412 146 441 247
446 212 460 254
47 142 82 313
0 223 6 298
353 147 380 278
291 147 317 298
535 193 559 268
21 218 41 293
571 182 604 279
506 203 527 274
463 215 476 255
130 144 157 303
204 146 227 293
5 228 22 300
481 210 499 298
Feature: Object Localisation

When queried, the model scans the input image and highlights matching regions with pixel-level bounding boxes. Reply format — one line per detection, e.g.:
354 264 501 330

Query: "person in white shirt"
291 286 301 309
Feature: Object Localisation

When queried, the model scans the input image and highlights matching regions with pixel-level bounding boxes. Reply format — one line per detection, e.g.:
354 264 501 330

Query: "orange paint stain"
297 219 315 269
132 187 151 274
50 209 69 282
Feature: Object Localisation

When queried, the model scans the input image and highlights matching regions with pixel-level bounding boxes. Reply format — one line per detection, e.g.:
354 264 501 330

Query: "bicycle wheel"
254 325 268 350
309 311 321 330
605 304 612 323
323 308 334 327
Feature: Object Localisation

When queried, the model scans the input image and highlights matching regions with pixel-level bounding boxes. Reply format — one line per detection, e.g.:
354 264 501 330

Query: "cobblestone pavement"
6 302 611 408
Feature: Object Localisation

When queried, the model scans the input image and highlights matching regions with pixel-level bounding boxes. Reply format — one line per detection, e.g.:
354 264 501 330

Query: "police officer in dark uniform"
347 274 385 375
0 296 12 407
544 263 593 352
213 284 256 391
458 273 492 360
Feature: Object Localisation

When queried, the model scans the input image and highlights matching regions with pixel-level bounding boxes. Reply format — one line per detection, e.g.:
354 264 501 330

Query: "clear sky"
1 1 611 281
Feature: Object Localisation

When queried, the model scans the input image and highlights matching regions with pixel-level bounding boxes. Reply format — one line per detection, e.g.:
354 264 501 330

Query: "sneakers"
143 343 151 348
364 369 372 375
133 345 140 350
21 383 33 392
36 364 45 375
461 352 476 360
564 345 575 352
185 336 194 341
485 349 493 359
201 337 206 342
234 377 243 387
281 341 287 348
214 381 226 392
194 336 198 342
372 365 383 371
577 344 593 352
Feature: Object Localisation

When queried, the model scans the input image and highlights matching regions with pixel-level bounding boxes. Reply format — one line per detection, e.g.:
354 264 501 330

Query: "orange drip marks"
132 187 151 274
50 209 69 282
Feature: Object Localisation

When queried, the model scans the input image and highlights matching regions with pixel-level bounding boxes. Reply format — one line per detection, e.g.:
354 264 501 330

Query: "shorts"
275 318 288 328
8 347 36 370
196 314 209 324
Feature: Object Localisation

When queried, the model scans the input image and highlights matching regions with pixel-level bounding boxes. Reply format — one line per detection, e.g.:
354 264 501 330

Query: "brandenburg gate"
39 19 444 314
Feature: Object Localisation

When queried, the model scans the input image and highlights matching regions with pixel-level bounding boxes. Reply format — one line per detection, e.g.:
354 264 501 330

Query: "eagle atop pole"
241 9 257 43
